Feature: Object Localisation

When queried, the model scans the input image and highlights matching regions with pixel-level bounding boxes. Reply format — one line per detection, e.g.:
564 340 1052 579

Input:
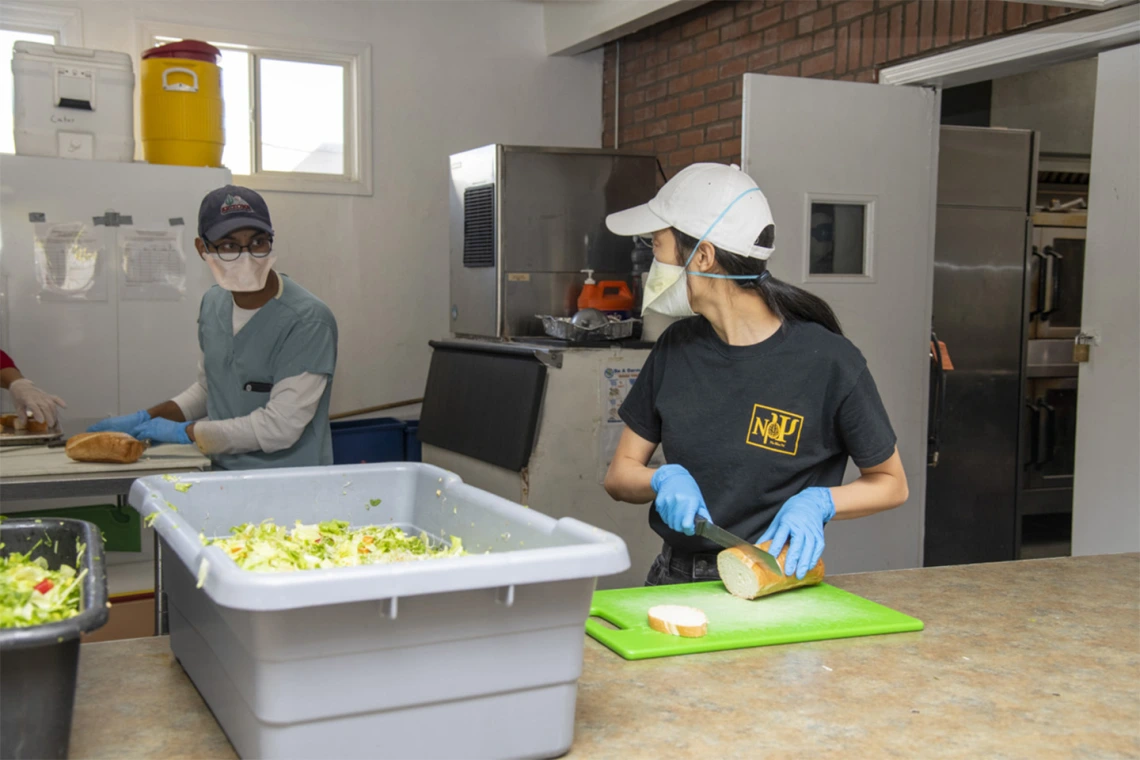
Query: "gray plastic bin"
0 519 109 760
130 462 629 760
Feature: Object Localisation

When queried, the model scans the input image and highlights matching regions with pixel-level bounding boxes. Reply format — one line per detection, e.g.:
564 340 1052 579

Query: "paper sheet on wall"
33 222 107 301
119 228 186 300
597 364 666 483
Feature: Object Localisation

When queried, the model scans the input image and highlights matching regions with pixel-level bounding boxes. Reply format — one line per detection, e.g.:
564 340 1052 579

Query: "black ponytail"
672 228 843 336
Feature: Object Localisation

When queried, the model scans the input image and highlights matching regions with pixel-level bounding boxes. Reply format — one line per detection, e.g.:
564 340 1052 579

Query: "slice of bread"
647 604 708 638
65 432 146 464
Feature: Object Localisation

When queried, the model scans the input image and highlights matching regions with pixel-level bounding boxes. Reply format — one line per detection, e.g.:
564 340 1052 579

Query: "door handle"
1025 400 1041 470
1040 401 1057 468
1042 246 1062 319
1029 247 1047 320
928 330 946 468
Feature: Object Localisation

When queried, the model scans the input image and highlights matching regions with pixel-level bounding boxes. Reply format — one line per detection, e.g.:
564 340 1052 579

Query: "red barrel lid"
142 40 220 63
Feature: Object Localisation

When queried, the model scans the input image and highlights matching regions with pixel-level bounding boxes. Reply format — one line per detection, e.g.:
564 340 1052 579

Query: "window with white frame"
0 2 83 155
140 23 372 196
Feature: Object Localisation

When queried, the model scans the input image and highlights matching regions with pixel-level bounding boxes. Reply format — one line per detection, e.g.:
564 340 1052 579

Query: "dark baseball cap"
198 185 274 241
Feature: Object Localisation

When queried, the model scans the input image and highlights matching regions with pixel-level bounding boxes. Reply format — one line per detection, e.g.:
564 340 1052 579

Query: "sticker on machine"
597 365 665 482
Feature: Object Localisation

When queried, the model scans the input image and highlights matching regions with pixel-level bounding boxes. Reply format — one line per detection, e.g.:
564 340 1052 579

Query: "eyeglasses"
207 236 274 262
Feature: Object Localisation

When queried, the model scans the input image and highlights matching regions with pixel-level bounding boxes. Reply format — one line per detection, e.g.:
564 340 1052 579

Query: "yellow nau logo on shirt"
747 404 804 456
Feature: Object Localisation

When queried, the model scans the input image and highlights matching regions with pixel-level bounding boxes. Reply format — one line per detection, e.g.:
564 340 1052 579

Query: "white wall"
1072 44 1140 557
42 0 603 415
542 0 704 55
990 56 1098 155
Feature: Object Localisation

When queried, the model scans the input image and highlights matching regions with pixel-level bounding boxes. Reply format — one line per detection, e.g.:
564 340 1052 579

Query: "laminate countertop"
69 553 1140 759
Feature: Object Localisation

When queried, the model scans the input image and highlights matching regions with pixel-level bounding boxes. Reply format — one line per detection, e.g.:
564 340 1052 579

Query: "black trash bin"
1 518 109 760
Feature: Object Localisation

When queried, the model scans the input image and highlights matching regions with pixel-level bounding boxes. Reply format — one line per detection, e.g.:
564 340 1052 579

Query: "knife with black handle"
694 518 784 576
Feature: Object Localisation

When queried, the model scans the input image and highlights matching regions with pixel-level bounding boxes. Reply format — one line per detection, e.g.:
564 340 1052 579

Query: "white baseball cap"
606 163 775 260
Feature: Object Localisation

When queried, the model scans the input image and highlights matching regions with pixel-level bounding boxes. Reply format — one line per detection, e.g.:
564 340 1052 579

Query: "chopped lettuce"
162 475 192 492
203 519 464 573
0 540 87 628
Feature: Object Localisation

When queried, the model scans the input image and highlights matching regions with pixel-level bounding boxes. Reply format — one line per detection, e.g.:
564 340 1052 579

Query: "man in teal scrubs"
89 186 338 469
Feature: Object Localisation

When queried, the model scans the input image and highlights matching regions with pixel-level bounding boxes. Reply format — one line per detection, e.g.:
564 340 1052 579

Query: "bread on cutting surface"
647 605 708 638
717 540 825 600
65 432 146 464
1 414 48 433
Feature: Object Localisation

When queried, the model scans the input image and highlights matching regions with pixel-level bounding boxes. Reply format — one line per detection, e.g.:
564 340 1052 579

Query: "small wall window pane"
219 48 251 175
259 58 344 175
1 30 59 155
810 202 866 275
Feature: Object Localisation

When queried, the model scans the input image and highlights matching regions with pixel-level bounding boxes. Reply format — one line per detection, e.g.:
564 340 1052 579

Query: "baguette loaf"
647 604 708 638
717 540 825 600
65 432 146 464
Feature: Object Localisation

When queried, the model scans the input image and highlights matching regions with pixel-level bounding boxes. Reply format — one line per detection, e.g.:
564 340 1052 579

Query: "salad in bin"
0 539 86 629
203 519 465 573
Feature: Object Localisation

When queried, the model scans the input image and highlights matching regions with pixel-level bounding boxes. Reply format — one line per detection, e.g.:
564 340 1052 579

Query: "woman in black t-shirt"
603 163 908 586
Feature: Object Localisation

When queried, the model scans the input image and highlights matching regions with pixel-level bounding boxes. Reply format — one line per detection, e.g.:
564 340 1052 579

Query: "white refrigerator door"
0 155 230 429
742 74 939 573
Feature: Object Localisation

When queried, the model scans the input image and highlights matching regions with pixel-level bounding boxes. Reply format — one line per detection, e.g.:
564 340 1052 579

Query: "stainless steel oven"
1019 335 1078 521
1029 214 1086 339
1023 376 1077 493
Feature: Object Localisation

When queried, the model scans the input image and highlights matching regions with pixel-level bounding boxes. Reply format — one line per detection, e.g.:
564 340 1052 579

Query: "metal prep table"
0 443 210 635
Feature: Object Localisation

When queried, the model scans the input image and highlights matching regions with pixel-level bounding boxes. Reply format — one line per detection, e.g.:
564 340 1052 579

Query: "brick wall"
601 0 1082 175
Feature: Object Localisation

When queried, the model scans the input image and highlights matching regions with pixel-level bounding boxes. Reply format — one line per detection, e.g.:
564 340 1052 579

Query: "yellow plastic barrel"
140 40 224 167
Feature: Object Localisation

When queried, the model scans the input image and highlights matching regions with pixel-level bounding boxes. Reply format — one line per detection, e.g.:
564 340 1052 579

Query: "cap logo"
220 194 253 215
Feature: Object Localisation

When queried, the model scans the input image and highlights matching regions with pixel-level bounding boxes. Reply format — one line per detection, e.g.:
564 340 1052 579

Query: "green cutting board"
586 581 923 660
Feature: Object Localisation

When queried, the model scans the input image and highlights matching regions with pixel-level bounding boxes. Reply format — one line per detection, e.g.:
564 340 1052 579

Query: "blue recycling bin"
330 418 407 465
404 421 422 463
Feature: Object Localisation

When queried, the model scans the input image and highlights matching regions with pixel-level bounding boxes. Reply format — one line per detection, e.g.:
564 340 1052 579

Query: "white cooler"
12 42 135 162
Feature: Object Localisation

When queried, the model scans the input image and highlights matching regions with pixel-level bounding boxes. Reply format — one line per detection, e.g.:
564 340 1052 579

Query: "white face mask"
642 259 695 318
206 253 276 292
641 187 768 318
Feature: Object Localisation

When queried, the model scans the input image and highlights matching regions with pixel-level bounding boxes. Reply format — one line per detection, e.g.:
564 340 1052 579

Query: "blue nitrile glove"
651 464 713 536
758 487 836 580
131 416 192 445
87 409 150 434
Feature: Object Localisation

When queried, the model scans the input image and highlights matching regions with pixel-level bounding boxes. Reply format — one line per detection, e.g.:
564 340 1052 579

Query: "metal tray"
0 427 64 447
539 315 638 342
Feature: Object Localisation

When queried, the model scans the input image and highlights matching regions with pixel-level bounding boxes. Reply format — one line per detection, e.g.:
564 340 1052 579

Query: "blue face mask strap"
682 187 768 281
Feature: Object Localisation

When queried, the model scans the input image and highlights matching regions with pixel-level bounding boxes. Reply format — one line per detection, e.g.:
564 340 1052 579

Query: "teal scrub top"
198 274 337 470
